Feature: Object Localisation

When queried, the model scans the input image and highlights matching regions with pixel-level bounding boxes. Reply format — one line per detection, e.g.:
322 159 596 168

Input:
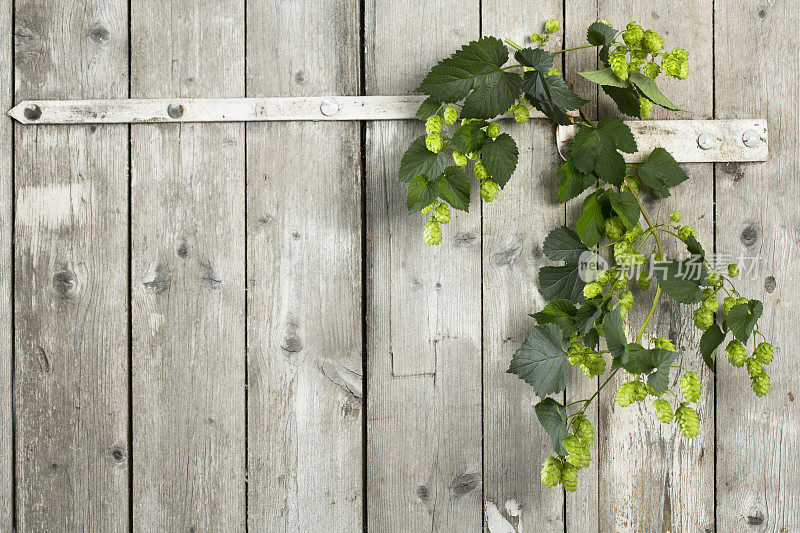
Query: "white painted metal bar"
7 97 767 162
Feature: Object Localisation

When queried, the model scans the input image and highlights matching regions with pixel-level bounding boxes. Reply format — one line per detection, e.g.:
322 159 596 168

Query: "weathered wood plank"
129 1 246 530
481 4 567 531
595 5 715 532
13 0 129 529
0 0 12 529
365 0 482 529
715 1 800 530
245 0 363 530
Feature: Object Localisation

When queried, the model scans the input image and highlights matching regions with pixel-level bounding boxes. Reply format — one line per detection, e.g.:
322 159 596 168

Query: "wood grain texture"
245 0 363 530
365 0 482 529
0 0 11 529
715 1 800 530
130 1 246 529
13 0 129 529
481 3 567 531
595 3 715 532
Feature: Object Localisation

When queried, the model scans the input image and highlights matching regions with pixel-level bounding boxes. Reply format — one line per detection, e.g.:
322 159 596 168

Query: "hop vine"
401 17 774 492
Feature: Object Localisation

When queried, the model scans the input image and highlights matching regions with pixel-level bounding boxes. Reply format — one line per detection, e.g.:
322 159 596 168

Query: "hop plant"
680 371 701 402
563 435 591 469
486 123 501 138
676 403 700 438
669 210 681 223
752 372 771 397
573 415 594 447
581 354 606 378
425 133 443 153
722 296 737 314
702 289 719 312
728 263 740 277
619 290 634 311
425 115 443 134
481 179 499 202
643 61 660 80
623 22 645 46
677 225 695 241
513 104 530 124
746 358 763 378
654 336 676 351
434 203 451 224
452 151 467 167
637 270 652 291
541 456 563 487
609 53 629 81
662 48 689 79
642 29 664 52
707 269 722 287
561 463 578 492
544 18 560 33
754 342 774 365
639 96 653 119
443 105 458 126
725 340 747 367
615 381 638 407
423 220 442 246
605 217 625 240
530 32 542 42
583 281 603 299
474 160 490 180
653 399 674 423
693 307 714 330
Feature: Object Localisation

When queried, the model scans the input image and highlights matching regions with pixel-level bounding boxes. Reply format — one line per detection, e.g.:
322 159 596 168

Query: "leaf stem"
504 38 524 51
552 44 596 55
578 107 595 127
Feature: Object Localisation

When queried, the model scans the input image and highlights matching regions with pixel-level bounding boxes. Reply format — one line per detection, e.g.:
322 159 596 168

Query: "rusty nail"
167 103 184 119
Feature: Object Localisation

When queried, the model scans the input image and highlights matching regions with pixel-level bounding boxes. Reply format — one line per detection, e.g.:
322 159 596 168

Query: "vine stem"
578 106 595 127
552 44 595 54
504 38 523 50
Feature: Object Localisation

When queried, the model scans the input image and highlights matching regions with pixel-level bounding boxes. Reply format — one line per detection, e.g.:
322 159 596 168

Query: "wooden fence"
0 0 797 531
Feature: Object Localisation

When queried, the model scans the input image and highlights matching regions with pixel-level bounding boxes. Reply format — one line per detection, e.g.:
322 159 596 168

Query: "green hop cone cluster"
623 22 645 47
662 47 689 79
481 179 499 202
443 105 458 126
615 380 645 407
677 225 695 241
755 342 774 365
675 403 700 438
654 336 676 351
725 340 747 367
669 210 681 223
605 217 625 240
653 398 674 423
639 96 653 119
581 354 606 378
513 104 530 124
583 281 603 299
541 456 563 487
434 203 451 224
702 288 719 312
561 463 578 493
425 115 443 134
746 357 763 378
452 151 467 167
486 122 501 138
680 371 701 402
609 52 629 81
642 29 664 52
423 220 442 246
642 61 660 80
563 435 591 469
544 18 560 33
573 415 595 447
752 372 771 397
693 307 714 330
474 160 490 180
425 133 443 153
637 270 652 291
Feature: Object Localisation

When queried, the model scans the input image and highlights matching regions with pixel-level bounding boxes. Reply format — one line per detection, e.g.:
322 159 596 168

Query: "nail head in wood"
697 133 716 150
23 104 41 121
167 102 184 119
320 97 339 116
742 129 761 148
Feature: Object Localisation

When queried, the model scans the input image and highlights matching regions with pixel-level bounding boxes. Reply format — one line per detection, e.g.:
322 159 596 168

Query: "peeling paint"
485 500 515 533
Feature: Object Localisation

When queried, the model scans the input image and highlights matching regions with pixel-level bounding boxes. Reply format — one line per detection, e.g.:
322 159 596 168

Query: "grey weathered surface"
0 0 11 529
595 4 715 532
715 1 800 530
245 0 363 530
365 0 482 529
13 0 129 529
130 1 246 529
481 4 567 531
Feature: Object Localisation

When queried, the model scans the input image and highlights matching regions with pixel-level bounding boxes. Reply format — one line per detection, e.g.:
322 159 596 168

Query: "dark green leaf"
637 148 689 197
578 67 630 88
623 347 678 393
535 398 569 455
398 135 449 183
481 133 518 188
653 258 708 304
576 192 605 246
605 189 640 229
584 328 600 349
507 323 570 398
597 116 637 153
602 85 642 118
415 97 443 120
587 21 617 47
515 47 553 72
532 300 578 338
450 121 487 154
543 226 589 263
406 174 439 212
684 233 706 258
576 299 605 335
603 307 628 362
700 325 725 373
571 118 636 186
556 158 597 203
726 300 763 343
523 70 589 126
539 263 585 304
416 37 523 119
434 166 471 211
629 72 681 111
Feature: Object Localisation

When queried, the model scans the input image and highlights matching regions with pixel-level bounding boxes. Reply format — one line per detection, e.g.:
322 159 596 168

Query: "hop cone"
680 371 701 402
676 403 700 438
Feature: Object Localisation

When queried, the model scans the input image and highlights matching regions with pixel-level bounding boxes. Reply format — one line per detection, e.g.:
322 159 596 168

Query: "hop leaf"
675 403 700 438
424 220 442 245
573 415 595 447
541 456 563 487
752 372 771 397
754 342 774 365
653 398 674 423
725 340 746 367
680 371 701 402
561 463 578 492
563 435 591 469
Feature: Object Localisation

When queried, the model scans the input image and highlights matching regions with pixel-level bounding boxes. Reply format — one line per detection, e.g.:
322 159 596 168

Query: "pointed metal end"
8 101 41 124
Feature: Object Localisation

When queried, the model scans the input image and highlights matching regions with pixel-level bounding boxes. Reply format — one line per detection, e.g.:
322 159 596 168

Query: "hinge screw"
320 98 339 117
697 133 715 150
23 104 42 121
742 129 761 148
167 103 184 119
